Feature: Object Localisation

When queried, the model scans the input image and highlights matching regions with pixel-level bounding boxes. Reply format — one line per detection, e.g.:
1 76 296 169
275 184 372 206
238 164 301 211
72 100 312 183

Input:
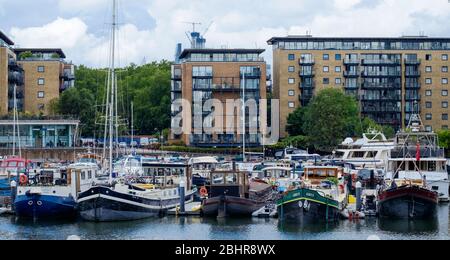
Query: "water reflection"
378 218 439 234
277 221 339 234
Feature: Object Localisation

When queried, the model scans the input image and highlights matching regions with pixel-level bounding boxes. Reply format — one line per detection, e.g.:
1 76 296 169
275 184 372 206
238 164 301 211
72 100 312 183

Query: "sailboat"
77 0 194 222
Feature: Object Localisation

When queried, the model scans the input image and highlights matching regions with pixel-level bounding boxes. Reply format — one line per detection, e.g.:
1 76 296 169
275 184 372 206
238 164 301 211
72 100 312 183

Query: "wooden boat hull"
77 186 193 222
202 195 266 218
277 189 340 223
377 186 438 219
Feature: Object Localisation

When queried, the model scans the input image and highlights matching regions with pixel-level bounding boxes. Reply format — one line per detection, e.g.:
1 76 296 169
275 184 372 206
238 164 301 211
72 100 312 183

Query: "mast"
131 101 134 153
108 0 118 179
242 71 246 163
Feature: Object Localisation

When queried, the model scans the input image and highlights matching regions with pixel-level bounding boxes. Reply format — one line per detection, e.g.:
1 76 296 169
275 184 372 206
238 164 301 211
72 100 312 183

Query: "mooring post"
10 180 17 211
356 181 362 211
179 180 186 214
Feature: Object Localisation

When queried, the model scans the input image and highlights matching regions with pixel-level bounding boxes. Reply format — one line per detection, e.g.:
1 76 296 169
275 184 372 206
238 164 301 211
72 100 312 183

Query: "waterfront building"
169 48 268 147
268 36 450 138
0 30 24 115
15 48 75 115
0 119 79 148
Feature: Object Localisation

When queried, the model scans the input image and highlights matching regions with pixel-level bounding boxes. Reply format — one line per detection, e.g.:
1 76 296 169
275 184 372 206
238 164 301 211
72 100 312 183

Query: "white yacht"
385 114 449 202
274 147 320 162
113 155 144 177
188 156 219 179
334 129 395 170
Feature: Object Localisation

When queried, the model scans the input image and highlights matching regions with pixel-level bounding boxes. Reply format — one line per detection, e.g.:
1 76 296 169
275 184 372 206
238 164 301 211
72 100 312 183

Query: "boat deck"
167 202 202 216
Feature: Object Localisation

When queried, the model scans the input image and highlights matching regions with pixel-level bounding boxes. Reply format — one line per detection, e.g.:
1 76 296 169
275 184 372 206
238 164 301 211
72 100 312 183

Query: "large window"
37 91 45 98
192 66 212 77
288 54 295 61
38 78 45 85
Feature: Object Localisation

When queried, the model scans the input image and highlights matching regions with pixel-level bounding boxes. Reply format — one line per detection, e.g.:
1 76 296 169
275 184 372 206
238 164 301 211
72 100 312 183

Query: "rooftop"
267 35 450 44
0 30 14 46
179 48 265 59
14 48 67 59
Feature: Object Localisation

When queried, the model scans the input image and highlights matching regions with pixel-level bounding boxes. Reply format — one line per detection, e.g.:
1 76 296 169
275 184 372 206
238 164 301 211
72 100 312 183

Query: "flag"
416 142 421 162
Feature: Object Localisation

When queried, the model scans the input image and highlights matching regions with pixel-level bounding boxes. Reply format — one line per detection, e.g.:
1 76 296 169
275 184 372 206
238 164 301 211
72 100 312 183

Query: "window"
425 126 432 132
37 104 45 110
335 78 342 85
442 90 448 96
426 54 432 61
442 54 448 61
38 78 45 85
37 66 45 73
288 54 295 61
443 66 449 73
425 66 432 73
425 113 432 120
443 101 449 108
442 78 448 84
335 54 342 60
426 102 432 109
37 91 45 98
335 66 341 73
323 66 329 72
426 90 432 96
288 102 295 108
288 78 295 84
323 54 329 60
425 78 432 85
442 114 449 121
288 66 295 73
323 78 330 84
288 90 295 96
443 125 449 130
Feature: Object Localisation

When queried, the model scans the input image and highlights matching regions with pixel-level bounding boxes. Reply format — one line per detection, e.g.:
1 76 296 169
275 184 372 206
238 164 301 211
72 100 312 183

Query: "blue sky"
1 0 450 67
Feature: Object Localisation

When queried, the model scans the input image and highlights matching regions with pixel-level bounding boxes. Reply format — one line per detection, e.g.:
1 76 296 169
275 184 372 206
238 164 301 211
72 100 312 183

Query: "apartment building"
170 48 267 147
14 48 75 115
0 31 25 115
268 36 450 138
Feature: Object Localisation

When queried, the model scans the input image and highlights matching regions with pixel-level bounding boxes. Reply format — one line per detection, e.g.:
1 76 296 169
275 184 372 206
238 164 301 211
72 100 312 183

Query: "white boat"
385 114 449 202
275 147 321 162
113 155 144 177
334 129 395 170
188 156 219 179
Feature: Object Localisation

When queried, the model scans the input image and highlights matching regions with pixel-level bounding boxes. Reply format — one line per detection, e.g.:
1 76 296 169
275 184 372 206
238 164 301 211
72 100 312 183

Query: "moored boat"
277 166 347 223
202 170 274 218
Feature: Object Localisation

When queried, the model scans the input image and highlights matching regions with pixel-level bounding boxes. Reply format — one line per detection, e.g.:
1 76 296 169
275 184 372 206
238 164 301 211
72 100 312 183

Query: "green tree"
286 107 307 136
438 130 450 149
302 88 360 153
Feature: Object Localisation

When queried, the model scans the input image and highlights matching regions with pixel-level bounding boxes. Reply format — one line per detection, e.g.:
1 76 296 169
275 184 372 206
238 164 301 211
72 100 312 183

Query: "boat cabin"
141 162 189 189
208 171 249 199
0 157 32 177
303 166 343 187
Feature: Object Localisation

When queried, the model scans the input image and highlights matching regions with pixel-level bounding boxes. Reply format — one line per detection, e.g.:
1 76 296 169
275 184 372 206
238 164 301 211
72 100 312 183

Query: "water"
1 206 449 240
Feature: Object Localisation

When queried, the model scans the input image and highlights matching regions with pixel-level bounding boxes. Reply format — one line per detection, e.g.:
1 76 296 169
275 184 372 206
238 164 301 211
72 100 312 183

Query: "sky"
1 0 450 67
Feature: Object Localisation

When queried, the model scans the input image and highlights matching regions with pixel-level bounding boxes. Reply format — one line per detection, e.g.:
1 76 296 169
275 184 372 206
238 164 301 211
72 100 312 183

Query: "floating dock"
168 202 202 216
0 207 14 216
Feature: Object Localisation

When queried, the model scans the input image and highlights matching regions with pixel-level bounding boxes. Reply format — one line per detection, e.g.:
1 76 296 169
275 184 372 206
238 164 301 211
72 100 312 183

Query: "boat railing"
390 147 445 159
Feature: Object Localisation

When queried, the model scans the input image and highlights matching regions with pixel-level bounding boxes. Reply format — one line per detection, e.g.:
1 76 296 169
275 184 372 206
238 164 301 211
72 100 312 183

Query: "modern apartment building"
268 36 450 138
170 48 267 147
14 48 75 115
0 31 25 115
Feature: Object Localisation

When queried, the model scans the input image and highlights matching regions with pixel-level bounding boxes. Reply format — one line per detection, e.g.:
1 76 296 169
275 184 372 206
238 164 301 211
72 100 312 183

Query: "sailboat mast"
242 71 246 163
131 101 134 152
12 84 16 156
109 0 117 175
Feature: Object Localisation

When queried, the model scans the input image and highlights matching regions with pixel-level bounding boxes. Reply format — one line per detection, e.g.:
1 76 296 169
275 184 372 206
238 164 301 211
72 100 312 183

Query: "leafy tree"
286 107 307 136
438 130 450 149
301 88 360 152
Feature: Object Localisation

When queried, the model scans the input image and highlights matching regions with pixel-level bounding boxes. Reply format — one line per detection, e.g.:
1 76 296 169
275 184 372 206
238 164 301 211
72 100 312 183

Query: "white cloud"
6 0 450 67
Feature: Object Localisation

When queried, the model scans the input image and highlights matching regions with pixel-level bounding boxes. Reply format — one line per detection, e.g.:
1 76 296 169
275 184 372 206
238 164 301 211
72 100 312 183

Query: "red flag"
416 142 421 162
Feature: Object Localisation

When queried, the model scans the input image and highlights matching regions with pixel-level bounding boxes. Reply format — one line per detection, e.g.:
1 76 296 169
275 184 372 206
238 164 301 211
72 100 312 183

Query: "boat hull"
202 196 266 218
77 186 193 222
378 186 438 219
277 189 341 223
14 194 77 219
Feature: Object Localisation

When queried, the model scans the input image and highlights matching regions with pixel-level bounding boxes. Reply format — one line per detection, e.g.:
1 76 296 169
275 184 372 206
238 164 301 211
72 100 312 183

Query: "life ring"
19 175 28 185
199 186 208 197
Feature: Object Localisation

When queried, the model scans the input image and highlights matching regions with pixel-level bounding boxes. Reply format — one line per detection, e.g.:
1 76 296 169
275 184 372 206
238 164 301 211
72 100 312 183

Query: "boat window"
88 171 92 179
351 151 365 158
8 162 17 167
81 172 86 180
227 173 238 184
317 170 327 177
432 186 439 191
327 170 336 177
366 151 377 158
212 174 224 185
428 162 437 172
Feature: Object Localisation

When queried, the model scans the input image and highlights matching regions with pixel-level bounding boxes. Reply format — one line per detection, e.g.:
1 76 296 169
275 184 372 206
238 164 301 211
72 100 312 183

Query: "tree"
438 130 450 149
286 107 306 136
357 117 396 139
302 88 360 153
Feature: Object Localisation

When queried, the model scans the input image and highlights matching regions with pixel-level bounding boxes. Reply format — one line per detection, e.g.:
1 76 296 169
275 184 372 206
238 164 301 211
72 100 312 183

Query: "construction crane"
202 21 214 37
182 21 202 33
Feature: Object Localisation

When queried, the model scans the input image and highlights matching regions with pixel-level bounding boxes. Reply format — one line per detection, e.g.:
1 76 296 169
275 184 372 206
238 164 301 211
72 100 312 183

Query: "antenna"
182 21 202 32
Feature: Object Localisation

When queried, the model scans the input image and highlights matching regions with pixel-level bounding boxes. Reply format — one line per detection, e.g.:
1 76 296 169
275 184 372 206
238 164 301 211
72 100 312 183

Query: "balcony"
361 71 402 77
361 106 401 113
361 82 401 89
8 71 24 86
344 71 359 77
8 59 22 71
299 70 315 77
360 95 402 102
190 135 260 148
405 71 421 77
192 73 213 79
405 94 421 101
299 58 315 65
171 73 182 80
405 83 421 89
361 59 401 66
404 58 421 65
344 58 360 65
299 82 315 89
60 81 73 92
61 71 75 80
241 71 261 79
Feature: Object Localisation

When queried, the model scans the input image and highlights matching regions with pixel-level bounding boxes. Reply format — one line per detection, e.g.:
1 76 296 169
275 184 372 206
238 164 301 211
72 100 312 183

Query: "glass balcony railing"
299 58 315 65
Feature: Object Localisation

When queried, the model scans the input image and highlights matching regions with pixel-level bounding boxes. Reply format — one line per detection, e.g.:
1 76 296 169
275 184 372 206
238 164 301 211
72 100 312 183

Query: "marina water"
0 205 448 240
